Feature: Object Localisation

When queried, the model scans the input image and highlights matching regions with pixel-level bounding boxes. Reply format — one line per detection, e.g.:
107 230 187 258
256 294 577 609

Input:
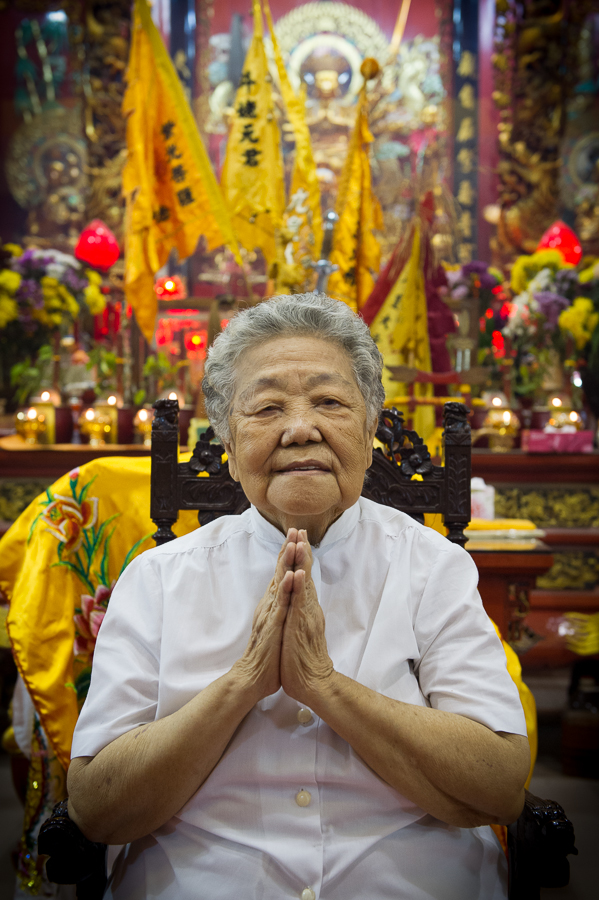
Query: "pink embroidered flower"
74 583 112 657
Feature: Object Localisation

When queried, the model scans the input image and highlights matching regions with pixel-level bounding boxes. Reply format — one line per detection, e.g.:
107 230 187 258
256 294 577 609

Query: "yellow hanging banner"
370 223 435 440
327 72 382 312
220 0 285 265
123 0 242 342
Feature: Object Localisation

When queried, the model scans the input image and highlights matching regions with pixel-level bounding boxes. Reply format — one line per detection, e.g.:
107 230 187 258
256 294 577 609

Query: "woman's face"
224 335 377 543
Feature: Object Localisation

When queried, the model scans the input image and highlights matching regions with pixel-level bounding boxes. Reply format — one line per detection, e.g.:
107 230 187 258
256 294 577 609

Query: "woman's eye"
321 398 341 408
256 405 279 415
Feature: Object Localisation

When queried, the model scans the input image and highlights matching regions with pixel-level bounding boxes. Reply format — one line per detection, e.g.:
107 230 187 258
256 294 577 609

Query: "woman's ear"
365 418 378 469
223 440 239 481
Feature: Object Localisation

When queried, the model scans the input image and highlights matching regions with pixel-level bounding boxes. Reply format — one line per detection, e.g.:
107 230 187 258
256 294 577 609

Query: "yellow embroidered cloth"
1 456 536 785
1 456 198 770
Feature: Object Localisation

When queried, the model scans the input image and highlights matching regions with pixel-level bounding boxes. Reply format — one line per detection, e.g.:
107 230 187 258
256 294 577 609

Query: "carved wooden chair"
38 399 576 900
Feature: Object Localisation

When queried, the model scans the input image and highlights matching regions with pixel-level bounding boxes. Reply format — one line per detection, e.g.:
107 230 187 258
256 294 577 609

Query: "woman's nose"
280 414 321 445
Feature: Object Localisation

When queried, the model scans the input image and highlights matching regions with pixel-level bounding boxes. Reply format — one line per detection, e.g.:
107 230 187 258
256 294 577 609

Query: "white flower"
527 267 553 293
503 289 536 339
31 249 81 280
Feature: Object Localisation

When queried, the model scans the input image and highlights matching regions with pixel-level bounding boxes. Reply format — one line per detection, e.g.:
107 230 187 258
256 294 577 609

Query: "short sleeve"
71 553 162 759
413 542 527 736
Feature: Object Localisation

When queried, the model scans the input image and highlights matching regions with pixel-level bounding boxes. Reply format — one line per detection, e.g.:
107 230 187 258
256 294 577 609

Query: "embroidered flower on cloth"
41 494 98 556
74 584 113 657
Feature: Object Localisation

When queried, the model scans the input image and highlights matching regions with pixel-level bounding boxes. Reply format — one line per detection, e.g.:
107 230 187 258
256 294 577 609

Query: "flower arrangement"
486 249 599 403
0 245 106 338
442 259 506 373
0 244 107 406
445 259 503 304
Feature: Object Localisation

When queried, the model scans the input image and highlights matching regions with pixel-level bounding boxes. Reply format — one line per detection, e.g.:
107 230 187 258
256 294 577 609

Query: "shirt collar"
249 501 361 555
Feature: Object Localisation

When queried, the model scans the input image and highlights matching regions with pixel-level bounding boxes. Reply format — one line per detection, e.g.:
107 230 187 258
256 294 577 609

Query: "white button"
301 889 315 900
297 707 313 726
295 789 311 807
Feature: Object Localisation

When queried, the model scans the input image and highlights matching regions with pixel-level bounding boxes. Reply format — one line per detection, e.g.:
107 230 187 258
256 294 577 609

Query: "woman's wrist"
302 666 341 713
226 660 272 709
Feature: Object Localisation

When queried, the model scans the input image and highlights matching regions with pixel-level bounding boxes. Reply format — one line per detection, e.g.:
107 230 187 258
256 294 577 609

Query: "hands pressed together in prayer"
234 529 334 705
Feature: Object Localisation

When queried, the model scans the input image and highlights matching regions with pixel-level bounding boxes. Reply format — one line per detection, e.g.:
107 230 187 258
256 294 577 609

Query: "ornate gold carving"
5 106 88 234
273 2 389 70
495 487 599 528
537 551 599 591
86 149 127 241
82 1 130 238
0 479 52 523
492 1 594 258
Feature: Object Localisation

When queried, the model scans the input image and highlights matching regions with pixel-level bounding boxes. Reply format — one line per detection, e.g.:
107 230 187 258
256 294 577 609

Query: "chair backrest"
150 399 472 547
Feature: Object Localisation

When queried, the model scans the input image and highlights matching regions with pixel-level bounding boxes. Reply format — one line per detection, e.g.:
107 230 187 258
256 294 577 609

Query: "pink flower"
74 583 112 657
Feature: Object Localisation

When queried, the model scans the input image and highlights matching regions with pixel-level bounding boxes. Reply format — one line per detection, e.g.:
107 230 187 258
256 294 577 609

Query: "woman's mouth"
276 461 330 473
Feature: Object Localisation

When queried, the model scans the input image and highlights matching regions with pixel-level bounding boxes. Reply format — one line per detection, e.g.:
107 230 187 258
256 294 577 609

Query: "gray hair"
202 292 385 442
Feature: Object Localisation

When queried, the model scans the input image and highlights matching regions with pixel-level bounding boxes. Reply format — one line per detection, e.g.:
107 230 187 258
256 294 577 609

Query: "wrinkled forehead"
230 334 359 399
236 370 357 406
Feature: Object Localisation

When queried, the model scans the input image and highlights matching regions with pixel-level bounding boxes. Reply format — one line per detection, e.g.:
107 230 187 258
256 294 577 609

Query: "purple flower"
63 267 88 292
534 291 570 327
446 269 464 288
16 277 42 302
462 260 489 277
479 272 498 290
554 268 579 295
451 283 469 301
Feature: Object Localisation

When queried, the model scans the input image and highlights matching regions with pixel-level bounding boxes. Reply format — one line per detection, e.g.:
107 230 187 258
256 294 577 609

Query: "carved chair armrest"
38 799 107 900
507 789 577 900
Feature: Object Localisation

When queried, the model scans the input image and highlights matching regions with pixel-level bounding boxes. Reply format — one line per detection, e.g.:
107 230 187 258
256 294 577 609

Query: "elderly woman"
68 294 529 900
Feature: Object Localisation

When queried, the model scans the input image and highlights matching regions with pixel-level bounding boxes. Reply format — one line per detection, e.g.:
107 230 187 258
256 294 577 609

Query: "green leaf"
119 532 154 577
93 513 120 552
9 344 53 405
27 509 46 545
77 474 98 505
99 525 118 586
50 560 96 595
134 388 146 406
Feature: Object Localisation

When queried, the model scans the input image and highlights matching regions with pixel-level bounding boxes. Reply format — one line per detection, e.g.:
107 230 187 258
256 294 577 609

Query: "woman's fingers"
292 568 305 600
273 529 298 585
291 531 313 607
294 531 312 579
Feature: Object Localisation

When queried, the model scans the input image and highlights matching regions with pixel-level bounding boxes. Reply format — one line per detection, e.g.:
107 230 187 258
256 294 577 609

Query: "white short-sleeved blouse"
72 497 527 900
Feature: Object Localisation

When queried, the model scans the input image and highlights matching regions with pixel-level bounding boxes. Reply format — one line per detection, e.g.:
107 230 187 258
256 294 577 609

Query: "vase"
541 349 565 392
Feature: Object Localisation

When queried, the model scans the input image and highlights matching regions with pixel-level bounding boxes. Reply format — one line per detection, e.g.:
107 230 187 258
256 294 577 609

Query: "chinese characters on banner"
220 0 285 265
123 0 241 342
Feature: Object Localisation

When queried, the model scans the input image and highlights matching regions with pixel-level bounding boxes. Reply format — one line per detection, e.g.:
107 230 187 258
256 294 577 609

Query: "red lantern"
154 274 187 301
75 220 120 271
536 221 582 265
